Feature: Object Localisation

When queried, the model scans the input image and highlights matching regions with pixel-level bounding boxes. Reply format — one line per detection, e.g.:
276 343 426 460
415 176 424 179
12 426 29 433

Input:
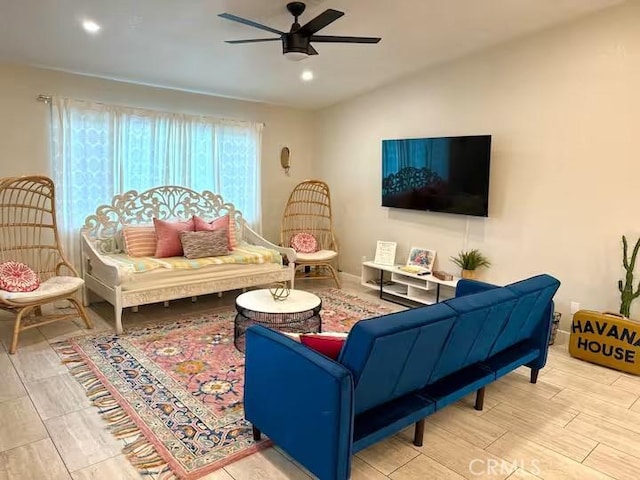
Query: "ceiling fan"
218 2 381 61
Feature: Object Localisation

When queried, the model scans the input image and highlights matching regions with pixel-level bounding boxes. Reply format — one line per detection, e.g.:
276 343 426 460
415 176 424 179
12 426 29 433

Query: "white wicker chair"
280 180 340 288
0 176 92 353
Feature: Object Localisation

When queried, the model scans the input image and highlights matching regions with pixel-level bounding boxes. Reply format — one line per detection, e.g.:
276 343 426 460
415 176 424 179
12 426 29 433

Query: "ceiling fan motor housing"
283 33 311 55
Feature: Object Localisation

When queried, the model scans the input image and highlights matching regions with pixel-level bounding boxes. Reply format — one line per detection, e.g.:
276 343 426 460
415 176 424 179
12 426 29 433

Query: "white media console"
361 261 459 306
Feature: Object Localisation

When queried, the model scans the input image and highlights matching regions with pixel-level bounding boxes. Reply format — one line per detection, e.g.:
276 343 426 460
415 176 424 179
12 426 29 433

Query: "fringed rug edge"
52 340 272 480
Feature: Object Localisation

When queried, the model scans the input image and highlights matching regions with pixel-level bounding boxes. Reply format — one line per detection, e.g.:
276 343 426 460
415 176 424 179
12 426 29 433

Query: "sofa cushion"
339 303 457 415
153 218 195 258
122 225 157 257
194 214 237 250
489 274 560 356
180 229 229 259
428 289 518 382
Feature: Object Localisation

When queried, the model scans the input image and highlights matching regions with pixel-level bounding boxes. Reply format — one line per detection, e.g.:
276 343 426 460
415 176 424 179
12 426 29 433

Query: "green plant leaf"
449 249 491 270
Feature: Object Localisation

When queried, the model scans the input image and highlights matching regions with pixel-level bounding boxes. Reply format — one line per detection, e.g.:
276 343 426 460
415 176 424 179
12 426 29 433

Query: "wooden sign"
569 310 640 375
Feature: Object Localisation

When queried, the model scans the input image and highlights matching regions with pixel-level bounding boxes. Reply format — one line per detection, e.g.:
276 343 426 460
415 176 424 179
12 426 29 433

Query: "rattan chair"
0 176 92 354
281 180 340 288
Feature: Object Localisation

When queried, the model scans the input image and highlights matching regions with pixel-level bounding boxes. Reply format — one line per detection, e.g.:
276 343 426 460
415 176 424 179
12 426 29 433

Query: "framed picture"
374 241 397 266
406 247 436 272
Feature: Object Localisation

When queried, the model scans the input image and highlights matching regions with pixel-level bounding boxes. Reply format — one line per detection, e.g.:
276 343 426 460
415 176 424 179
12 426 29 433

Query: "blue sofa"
244 274 560 480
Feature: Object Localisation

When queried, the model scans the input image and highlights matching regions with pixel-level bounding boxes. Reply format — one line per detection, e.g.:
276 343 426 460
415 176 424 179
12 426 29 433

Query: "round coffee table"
234 289 322 352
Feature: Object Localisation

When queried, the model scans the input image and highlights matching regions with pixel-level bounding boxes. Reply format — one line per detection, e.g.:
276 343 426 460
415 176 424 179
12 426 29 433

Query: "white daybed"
81 186 296 333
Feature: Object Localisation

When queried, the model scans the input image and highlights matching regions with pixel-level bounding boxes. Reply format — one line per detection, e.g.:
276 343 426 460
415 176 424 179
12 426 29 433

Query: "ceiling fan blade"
310 35 381 44
308 45 319 55
218 13 284 36
297 9 344 36
225 38 281 44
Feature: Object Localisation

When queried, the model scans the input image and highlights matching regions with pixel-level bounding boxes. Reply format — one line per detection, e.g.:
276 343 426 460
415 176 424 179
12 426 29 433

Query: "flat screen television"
382 135 492 217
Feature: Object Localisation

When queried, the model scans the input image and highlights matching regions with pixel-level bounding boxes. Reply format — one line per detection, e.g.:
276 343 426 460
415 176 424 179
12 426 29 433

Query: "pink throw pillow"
153 218 195 258
0 261 40 292
193 215 237 250
291 233 318 254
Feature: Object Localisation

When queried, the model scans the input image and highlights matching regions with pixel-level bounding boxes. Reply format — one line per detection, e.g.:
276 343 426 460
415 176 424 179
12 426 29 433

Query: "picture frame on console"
406 247 436 272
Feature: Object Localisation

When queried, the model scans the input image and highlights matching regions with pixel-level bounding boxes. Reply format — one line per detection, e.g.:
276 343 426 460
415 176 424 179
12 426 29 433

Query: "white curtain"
50 97 262 267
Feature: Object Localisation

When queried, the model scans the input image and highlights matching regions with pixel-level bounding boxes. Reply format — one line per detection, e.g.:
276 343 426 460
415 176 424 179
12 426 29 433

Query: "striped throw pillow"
122 225 157 257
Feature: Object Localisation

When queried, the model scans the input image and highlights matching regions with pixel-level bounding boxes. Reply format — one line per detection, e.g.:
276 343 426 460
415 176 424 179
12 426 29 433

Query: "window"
50 97 262 265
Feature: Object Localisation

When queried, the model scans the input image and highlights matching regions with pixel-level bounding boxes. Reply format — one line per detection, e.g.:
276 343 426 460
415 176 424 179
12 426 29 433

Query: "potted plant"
619 235 640 317
450 249 491 279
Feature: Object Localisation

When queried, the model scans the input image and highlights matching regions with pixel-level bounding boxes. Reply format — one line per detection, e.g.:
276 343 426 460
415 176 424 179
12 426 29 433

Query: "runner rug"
54 289 391 479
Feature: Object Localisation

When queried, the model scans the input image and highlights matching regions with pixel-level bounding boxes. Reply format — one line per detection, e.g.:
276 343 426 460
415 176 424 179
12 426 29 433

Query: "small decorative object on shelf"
450 249 491 279
433 271 454 281
268 282 291 301
618 235 640 318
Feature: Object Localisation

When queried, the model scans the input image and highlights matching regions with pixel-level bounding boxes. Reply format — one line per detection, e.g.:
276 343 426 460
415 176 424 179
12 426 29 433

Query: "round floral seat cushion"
0 261 40 293
290 233 318 254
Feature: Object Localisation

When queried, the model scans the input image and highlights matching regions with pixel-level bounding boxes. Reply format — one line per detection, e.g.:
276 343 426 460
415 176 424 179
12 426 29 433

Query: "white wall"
315 1 640 326
0 65 315 242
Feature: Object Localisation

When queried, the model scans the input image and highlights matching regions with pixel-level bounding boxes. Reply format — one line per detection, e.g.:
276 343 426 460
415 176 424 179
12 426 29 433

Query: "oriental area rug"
54 289 391 480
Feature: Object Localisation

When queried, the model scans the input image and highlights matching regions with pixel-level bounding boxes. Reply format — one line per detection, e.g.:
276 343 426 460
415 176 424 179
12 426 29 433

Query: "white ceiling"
0 0 623 109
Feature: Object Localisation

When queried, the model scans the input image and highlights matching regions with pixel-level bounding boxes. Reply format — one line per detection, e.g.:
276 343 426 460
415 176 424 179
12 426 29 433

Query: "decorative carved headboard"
82 186 243 254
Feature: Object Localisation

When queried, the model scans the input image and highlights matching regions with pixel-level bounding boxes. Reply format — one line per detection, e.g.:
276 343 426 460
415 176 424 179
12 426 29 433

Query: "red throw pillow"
291 232 318 254
0 261 40 292
300 333 347 360
153 218 195 258
193 215 237 250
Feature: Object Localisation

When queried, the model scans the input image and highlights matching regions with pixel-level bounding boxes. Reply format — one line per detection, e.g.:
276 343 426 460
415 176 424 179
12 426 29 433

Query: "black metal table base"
234 303 322 352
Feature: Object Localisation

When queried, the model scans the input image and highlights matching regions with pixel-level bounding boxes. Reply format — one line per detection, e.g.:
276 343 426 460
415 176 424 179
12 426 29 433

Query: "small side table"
234 289 322 352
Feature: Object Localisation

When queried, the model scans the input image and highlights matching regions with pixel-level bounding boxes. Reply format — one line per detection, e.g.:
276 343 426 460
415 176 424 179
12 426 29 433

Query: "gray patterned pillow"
179 229 229 259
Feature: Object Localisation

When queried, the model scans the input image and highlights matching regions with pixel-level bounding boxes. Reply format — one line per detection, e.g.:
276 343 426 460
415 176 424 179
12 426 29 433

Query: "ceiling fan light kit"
219 1 381 60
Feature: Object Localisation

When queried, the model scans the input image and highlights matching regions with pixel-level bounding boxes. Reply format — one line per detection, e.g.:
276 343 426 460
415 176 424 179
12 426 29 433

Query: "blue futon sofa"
244 274 560 480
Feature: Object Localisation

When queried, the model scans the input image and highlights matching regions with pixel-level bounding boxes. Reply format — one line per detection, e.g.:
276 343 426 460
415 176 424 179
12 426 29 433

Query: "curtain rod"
34 94 265 127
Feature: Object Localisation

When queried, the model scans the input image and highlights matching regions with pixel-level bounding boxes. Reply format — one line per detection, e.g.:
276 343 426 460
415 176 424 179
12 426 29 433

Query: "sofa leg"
192 296 197 303
252 425 262 441
530 368 540 384
413 419 425 447
474 387 486 411
163 301 169 308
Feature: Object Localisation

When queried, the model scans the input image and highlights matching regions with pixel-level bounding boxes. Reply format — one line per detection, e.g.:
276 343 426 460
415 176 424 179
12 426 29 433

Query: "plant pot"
461 269 477 279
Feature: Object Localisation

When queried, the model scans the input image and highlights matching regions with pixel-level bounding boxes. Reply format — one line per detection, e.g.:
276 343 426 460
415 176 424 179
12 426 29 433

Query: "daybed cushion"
0 276 84 303
106 242 283 274
194 214 238 250
154 218 195 258
180 230 229 259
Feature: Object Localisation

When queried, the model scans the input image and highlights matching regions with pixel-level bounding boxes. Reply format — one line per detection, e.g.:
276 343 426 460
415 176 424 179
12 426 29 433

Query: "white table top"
235 289 321 314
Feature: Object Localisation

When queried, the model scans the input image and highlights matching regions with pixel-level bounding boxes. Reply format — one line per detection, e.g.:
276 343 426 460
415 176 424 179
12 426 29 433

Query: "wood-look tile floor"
1 276 639 479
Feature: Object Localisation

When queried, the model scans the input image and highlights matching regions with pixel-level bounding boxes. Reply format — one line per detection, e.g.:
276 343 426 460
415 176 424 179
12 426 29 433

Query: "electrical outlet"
570 301 581 314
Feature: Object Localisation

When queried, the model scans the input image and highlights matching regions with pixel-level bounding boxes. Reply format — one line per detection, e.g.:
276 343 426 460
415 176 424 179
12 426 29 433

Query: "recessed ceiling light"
82 19 101 34
301 70 314 82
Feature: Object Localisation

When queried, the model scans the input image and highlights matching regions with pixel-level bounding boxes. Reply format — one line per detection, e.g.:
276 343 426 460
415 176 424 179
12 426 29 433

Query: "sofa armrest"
244 325 353 480
455 279 499 298
242 224 297 263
